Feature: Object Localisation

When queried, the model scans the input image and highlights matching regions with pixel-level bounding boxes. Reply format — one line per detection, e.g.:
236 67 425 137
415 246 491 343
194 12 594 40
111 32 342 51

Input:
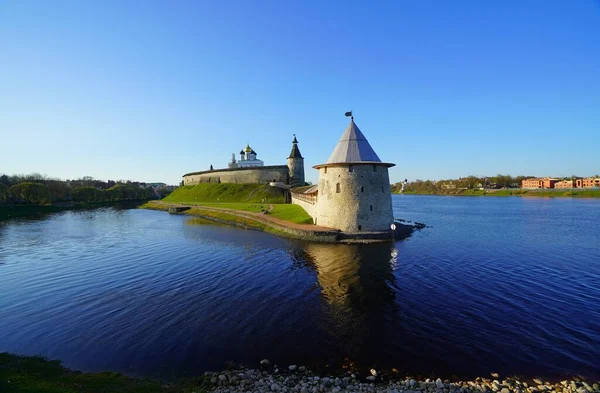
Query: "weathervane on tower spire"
344 110 353 120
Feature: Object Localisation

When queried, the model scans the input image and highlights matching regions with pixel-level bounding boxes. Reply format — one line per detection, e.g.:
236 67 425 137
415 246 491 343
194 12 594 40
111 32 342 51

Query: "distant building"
522 178 559 189
578 177 600 188
523 177 599 189
441 182 456 190
555 180 574 189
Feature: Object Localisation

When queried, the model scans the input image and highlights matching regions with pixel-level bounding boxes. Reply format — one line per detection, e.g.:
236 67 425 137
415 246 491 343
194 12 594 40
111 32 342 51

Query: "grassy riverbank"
141 202 319 241
164 184 287 204
182 202 313 224
157 184 312 224
0 353 210 393
143 201 313 225
398 189 600 198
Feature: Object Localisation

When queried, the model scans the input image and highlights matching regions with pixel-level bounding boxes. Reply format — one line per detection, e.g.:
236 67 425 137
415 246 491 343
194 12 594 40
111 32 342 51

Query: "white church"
228 144 264 168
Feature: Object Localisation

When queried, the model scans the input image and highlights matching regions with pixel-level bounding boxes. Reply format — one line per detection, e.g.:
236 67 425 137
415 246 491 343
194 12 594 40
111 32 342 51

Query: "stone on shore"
204 363 598 393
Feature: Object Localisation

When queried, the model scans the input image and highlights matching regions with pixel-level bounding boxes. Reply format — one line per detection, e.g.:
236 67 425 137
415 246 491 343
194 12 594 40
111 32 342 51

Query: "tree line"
0 173 173 205
392 174 537 194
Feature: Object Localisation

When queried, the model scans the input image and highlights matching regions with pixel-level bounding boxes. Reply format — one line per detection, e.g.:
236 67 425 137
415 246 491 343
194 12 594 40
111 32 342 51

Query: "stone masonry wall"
290 195 317 222
315 164 394 232
183 166 289 185
287 157 305 188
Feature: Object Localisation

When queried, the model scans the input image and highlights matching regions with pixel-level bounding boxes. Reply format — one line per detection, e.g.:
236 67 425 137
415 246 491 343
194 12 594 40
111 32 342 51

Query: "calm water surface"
0 196 599 380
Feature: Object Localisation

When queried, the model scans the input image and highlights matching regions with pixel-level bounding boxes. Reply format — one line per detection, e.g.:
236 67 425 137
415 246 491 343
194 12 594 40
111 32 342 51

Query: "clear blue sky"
1 0 599 185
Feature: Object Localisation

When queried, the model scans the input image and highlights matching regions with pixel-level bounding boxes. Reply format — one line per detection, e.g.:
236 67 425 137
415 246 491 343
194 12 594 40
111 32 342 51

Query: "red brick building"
577 178 600 188
555 180 575 189
521 178 559 189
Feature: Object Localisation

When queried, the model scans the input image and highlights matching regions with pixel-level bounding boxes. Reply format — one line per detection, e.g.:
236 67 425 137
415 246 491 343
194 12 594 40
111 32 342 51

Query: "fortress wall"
315 164 394 232
290 195 317 221
183 166 289 185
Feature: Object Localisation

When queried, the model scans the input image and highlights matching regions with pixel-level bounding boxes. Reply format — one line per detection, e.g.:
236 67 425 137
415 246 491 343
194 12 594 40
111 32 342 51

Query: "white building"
229 144 264 168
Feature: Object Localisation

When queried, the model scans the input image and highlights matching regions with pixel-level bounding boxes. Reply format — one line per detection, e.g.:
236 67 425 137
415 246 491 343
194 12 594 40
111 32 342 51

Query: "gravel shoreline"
203 360 599 393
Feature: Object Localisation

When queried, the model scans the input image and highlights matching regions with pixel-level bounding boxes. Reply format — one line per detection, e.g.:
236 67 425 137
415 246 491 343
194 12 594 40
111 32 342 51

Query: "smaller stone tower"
287 134 305 187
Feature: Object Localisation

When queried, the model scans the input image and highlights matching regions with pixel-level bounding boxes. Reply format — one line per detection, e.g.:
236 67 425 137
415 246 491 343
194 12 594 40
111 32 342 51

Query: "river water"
0 196 599 380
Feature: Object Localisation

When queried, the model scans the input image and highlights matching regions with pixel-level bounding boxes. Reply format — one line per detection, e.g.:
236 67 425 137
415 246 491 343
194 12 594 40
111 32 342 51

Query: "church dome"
244 144 253 153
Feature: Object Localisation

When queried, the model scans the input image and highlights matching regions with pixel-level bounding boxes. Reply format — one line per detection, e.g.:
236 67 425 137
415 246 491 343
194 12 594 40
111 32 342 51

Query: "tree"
72 187 106 203
8 182 51 205
47 180 71 202
0 183 8 204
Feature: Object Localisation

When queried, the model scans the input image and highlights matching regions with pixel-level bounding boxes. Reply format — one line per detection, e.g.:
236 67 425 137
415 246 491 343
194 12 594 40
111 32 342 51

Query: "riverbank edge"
0 200 152 221
1 353 598 393
394 190 600 198
141 201 416 243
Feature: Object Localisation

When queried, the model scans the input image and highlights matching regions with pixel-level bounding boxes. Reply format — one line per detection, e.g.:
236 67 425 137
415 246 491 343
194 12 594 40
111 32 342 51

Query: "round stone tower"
287 134 305 187
313 118 395 232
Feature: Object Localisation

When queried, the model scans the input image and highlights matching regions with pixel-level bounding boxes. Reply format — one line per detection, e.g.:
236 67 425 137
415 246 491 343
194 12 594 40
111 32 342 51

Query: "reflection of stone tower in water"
287 134 305 187
294 243 399 358
301 243 396 309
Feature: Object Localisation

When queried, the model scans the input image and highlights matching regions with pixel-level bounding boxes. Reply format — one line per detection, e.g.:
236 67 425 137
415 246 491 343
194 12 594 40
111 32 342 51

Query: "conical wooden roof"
315 119 393 168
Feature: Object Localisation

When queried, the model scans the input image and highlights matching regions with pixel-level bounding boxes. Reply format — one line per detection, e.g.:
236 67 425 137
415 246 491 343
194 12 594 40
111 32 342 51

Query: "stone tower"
313 118 395 232
287 134 305 187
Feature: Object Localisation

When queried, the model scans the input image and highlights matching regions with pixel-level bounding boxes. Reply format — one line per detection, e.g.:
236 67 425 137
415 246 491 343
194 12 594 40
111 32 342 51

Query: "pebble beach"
203 361 599 393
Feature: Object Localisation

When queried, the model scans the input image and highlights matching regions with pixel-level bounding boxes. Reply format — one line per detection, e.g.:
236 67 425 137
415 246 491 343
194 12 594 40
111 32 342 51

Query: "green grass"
163 183 286 204
268 204 313 224
144 201 314 225
171 201 267 213
0 353 209 393
156 184 312 225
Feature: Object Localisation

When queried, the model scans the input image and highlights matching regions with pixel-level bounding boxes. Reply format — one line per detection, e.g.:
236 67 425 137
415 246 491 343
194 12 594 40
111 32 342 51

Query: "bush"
72 187 106 203
0 183 8 204
8 182 51 205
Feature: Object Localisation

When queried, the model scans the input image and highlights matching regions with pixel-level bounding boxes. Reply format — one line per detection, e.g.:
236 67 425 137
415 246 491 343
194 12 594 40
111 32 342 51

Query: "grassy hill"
163 183 287 204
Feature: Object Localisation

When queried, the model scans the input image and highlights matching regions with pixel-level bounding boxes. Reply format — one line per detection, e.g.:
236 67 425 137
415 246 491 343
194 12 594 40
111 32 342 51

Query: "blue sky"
1 0 599 185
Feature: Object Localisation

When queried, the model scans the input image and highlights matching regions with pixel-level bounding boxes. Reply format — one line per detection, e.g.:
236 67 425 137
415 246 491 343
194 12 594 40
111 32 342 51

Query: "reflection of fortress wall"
183 166 289 185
